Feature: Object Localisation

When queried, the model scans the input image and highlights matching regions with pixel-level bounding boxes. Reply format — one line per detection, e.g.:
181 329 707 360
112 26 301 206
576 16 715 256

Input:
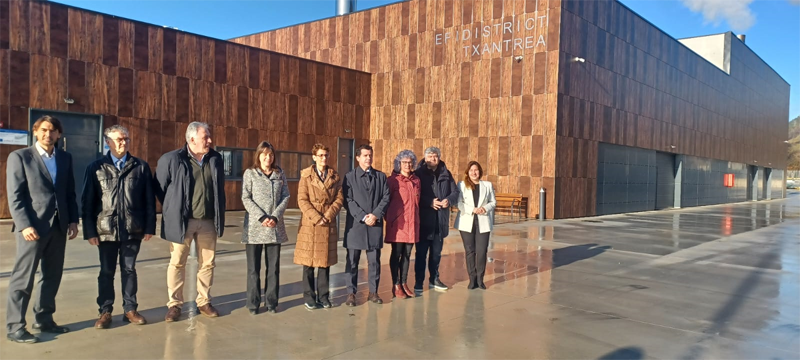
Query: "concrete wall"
678 33 730 73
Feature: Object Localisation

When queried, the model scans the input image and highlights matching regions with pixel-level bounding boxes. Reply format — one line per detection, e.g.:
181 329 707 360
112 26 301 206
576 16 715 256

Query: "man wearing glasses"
81 125 156 329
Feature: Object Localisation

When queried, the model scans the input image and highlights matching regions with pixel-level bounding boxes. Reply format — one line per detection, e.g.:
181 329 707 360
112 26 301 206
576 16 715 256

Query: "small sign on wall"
0 129 28 145
723 173 735 187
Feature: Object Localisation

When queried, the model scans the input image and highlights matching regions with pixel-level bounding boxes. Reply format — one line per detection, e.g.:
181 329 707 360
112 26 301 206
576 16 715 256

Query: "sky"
53 0 800 122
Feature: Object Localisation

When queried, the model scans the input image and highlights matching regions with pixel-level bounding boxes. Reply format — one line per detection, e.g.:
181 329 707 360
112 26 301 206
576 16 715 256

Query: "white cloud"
680 0 756 32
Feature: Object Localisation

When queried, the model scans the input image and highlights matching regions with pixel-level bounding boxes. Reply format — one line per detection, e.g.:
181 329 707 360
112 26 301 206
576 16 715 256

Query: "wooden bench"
449 193 528 223
494 193 528 222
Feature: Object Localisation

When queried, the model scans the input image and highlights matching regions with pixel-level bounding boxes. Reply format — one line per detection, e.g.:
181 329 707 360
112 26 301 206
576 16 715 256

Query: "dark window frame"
217 146 251 181
276 150 314 180
216 146 313 182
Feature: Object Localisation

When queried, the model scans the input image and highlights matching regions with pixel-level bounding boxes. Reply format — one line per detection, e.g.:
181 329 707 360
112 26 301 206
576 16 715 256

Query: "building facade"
0 0 789 219
232 0 789 218
0 0 370 218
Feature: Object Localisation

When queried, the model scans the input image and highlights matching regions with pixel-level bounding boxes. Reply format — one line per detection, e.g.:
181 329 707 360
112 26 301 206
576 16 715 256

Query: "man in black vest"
82 125 156 329
5 116 79 343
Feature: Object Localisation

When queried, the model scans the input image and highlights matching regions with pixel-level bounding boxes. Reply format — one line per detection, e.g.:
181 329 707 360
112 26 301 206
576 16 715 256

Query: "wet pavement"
0 192 798 359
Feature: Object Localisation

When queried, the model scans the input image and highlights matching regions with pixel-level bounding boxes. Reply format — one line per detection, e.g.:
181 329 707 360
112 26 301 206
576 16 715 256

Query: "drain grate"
582 219 604 223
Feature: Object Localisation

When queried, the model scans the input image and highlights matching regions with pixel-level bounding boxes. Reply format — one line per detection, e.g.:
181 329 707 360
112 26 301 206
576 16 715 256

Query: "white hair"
424 146 441 157
393 150 417 173
103 125 129 141
185 122 210 143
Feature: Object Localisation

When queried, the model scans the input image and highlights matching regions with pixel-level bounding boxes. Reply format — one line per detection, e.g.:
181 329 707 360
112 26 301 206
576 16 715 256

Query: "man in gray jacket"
6 116 79 344
342 144 390 306
154 122 226 322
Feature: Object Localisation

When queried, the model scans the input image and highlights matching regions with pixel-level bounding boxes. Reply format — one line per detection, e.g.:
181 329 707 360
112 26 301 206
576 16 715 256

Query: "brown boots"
393 284 408 299
401 283 415 298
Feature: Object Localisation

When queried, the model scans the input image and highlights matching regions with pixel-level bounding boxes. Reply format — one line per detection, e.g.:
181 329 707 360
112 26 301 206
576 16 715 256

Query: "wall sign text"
435 13 549 57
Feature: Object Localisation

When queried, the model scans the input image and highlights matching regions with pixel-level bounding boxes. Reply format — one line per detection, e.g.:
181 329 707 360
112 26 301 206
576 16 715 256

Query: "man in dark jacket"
414 146 460 295
82 125 156 329
6 116 79 344
154 122 226 322
342 144 390 306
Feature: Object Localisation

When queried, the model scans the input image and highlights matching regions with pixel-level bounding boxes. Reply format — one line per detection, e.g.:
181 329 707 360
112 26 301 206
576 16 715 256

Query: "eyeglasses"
315 153 330 158
109 137 130 143
400 161 413 165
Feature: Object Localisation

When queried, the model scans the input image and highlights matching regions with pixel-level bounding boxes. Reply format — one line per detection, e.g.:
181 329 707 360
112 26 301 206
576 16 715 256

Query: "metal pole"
539 187 546 220
335 0 356 16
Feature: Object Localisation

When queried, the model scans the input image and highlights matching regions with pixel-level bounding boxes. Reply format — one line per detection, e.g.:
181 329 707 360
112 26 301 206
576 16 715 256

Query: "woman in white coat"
454 161 496 289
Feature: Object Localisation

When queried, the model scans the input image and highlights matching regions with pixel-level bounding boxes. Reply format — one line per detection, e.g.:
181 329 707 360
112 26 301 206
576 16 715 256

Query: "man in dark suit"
81 125 156 329
5 116 79 344
342 144 390 307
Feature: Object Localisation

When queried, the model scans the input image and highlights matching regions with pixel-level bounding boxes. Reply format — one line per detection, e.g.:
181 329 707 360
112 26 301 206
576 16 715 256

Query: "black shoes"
478 280 487 290
32 322 70 334
248 308 260 315
318 298 332 309
264 305 277 313
6 329 38 344
414 283 424 297
430 278 449 291
305 301 321 310
468 278 478 290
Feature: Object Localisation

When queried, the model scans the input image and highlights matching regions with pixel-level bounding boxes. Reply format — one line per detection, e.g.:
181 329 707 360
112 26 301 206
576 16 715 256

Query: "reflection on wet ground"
0 192 798 359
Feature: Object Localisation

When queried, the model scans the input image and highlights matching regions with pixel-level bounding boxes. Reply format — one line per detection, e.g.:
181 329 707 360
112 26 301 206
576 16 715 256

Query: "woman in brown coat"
384 150 421 299
294 144 344 310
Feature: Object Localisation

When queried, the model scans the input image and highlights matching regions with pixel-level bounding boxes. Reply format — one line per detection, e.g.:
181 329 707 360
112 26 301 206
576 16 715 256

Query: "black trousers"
6 221 66 333
389 243 414 285
460 218 491 282
345 249 381 294
245 244 281 309
302 266 330 303
97 240 142 314
414 235 443 287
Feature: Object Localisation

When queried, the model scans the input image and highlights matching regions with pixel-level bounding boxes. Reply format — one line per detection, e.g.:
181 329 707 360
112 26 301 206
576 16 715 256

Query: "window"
276 151 314 180
300 154 314 171
218 147 249 180
218 147 312 181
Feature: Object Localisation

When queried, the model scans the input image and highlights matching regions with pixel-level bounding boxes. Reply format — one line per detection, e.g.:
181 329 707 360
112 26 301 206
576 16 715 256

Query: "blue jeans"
97 240 142 314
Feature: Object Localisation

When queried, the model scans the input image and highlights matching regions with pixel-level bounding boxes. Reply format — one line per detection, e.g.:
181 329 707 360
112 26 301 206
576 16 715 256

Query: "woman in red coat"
385 150 421 299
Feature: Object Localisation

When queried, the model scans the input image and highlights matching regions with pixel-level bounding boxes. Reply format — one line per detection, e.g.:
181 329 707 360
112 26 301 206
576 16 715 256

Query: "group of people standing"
238 140 499 311
5 118 496 345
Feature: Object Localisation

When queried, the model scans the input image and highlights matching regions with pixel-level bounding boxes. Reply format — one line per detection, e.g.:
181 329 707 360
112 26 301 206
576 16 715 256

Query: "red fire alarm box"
723 174 735 187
